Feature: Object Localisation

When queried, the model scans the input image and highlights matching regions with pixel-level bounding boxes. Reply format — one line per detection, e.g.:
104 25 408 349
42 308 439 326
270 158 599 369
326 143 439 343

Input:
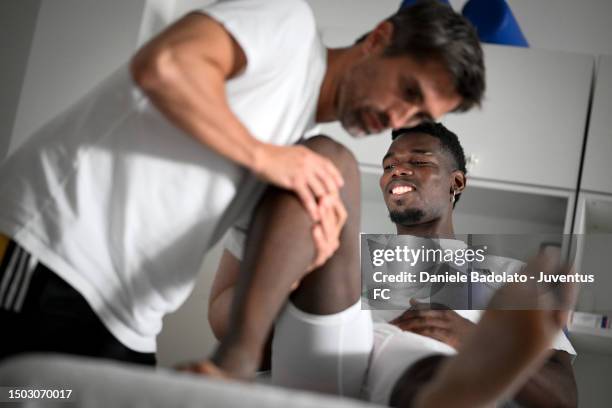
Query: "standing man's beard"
388 209 425 225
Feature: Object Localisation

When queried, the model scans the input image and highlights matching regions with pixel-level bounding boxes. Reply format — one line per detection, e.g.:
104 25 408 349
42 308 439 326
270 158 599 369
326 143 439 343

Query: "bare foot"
413 254 577 408
209 341 262 381
175 360 232 380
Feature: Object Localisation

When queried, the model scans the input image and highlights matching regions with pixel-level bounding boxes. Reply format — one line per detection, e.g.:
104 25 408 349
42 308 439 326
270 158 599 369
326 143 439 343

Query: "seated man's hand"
390 299 476 350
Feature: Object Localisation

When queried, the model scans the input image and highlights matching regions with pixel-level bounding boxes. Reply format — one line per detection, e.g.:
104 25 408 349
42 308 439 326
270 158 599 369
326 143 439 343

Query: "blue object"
462 0 529 47
399 0 450 10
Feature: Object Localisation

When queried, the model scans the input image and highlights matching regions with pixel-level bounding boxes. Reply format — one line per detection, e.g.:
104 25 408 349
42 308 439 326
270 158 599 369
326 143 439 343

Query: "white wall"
508 0 612 56
0 0 40 160
8 0 148 155
573 352 612 408
307 0 612 56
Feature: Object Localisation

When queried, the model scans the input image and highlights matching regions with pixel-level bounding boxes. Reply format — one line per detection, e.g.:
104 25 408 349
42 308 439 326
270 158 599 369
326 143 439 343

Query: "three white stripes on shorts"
0 245 38 313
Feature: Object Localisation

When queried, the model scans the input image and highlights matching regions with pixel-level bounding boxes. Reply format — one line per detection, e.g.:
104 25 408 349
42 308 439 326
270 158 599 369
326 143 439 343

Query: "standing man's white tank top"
0 0 326 353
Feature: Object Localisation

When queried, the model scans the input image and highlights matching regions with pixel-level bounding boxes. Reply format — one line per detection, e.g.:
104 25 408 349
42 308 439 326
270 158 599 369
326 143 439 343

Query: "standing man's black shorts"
0 235 155 366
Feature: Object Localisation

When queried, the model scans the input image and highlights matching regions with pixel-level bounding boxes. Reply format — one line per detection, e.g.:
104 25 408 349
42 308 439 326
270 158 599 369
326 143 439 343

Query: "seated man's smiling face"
379 132 464 226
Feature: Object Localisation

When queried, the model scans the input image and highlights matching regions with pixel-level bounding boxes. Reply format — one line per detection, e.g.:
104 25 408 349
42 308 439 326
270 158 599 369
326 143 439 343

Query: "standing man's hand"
252 143 344 222
307 192 347 272
390 299 476 350
289 183 348 291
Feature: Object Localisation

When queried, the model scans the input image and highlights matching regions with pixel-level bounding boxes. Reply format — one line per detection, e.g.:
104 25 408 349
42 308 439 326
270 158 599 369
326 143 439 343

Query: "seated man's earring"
451 190 457 204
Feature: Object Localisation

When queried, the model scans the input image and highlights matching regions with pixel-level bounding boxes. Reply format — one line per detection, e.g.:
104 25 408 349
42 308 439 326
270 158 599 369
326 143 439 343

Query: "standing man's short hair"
365 0 485 112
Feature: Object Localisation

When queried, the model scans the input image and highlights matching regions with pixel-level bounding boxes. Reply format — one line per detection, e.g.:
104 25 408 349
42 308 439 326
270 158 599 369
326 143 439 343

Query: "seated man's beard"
389 208 425 225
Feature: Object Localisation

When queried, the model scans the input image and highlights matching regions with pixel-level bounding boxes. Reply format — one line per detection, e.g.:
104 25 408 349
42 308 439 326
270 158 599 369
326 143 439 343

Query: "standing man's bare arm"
130 13 343 221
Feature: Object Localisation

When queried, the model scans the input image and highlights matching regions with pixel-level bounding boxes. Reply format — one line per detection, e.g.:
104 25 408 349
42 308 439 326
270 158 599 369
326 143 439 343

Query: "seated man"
207 123 577 407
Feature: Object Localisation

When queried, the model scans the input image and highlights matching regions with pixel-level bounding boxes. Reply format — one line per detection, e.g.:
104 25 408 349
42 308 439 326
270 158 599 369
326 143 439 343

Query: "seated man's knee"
255 136 358 221
303 135 359 180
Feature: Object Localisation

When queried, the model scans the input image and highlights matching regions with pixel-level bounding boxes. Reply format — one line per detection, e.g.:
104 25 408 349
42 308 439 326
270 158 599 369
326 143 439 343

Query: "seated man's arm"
392 306 577 407
512 350 577 408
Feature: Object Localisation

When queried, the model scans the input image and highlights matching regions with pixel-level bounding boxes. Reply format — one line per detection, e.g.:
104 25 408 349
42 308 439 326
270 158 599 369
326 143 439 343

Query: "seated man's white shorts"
271 300 373 399
364 322 457 405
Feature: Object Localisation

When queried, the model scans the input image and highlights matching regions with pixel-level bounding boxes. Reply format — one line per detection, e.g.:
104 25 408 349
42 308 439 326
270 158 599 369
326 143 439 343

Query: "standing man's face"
336 56 461 137
379 133 462 225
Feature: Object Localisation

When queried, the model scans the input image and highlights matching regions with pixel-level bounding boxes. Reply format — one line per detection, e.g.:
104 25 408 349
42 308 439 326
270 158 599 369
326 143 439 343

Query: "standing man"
0 0 484 368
